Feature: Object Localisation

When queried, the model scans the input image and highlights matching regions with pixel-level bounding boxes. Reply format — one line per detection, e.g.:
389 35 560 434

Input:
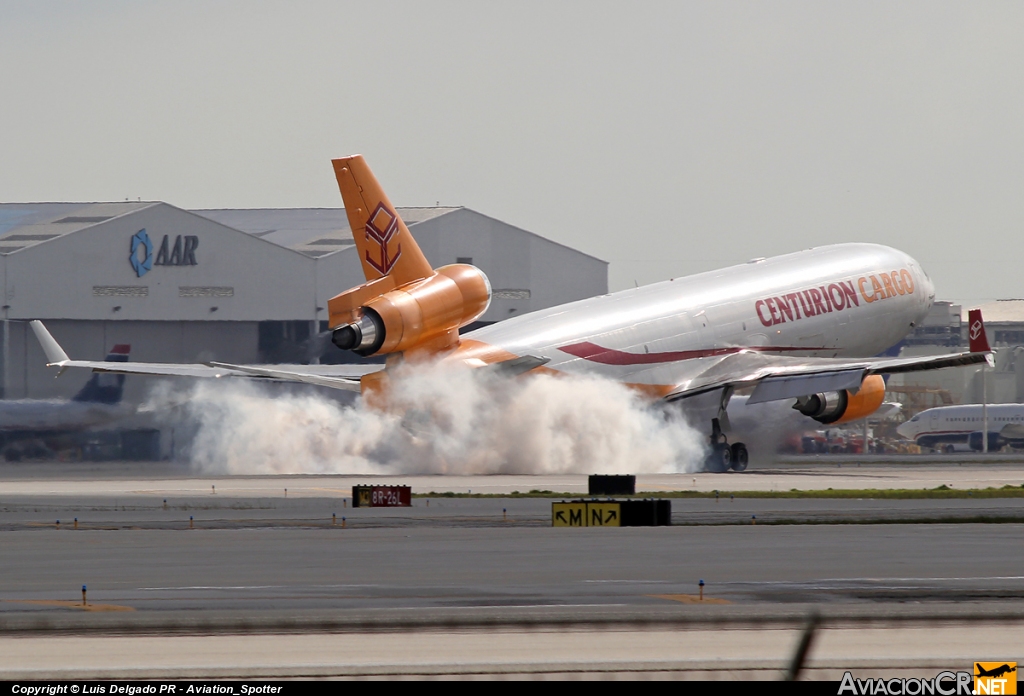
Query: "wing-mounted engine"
329 263 491 357
793 374 886 424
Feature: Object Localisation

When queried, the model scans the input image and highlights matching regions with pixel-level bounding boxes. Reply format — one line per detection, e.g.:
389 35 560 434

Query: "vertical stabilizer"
968 309 991 353
332 156 434 286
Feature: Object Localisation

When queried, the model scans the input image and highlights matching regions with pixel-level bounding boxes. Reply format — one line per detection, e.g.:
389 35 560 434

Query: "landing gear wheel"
944 444 956 454
705 442 732 473
730 443 749 471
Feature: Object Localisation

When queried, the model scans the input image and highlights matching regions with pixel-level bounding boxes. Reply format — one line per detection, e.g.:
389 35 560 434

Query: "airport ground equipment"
588 475 635 496
552 499 670 527
351 485 412 508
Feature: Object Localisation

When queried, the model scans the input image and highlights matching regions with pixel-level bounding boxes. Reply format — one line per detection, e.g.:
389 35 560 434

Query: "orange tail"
327 156 491 362
332 156 434 286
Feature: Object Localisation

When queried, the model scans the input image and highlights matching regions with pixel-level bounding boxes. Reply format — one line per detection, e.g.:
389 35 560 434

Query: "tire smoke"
146 364 707 475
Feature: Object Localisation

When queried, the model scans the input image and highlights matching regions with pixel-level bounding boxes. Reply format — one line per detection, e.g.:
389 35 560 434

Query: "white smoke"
145 363 707 475
726 395 807 466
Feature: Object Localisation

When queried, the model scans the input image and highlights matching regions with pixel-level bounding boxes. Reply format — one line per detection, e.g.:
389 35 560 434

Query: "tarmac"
1 457 1024 494
2 459 1022 679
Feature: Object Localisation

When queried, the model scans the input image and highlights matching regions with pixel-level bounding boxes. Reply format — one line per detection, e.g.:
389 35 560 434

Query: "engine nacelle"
330 264 491 357
793 374 886 424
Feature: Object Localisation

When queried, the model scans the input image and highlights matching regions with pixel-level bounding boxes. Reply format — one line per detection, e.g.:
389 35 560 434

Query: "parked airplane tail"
71 344 130 404
968 308 991 353
332 155 434 286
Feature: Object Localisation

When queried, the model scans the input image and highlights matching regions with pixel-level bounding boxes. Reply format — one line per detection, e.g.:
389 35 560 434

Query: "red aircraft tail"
968 308 991 353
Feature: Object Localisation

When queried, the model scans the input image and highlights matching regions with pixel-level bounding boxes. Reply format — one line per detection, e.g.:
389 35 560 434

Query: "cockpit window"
910 416 919 422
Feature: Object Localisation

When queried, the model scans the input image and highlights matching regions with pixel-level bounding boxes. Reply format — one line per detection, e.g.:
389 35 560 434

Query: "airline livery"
897 404 1024 452
30 156 991 471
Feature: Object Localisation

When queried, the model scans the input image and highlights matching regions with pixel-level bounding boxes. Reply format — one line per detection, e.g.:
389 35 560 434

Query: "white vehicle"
31 156 991 472
897 404 1024 452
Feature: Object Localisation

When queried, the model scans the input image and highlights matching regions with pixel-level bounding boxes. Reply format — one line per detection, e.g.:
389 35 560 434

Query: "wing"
665 349 990 404
30 320 375 392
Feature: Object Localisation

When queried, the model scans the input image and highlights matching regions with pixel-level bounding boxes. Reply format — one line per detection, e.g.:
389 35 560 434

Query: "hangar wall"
0 202 607 401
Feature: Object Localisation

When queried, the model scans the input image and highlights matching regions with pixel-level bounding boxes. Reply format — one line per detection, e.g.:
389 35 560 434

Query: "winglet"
967 309 991 353
29 320 70 365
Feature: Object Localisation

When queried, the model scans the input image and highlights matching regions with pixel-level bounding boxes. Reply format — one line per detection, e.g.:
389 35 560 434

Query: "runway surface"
3 525 1023 611
2 458 1024 495
3 460 1022 678
4 623 1023 679
2 494 1024 529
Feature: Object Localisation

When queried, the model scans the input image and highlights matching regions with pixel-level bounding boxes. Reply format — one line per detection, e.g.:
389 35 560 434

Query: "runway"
4 623 1023 679
2 458 1024 496
3 525 1023 611
2 460 1022 678
2 494 1024 529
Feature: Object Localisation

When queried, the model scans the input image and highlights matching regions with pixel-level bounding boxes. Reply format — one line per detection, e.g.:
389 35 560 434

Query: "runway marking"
439 604 630 609
6 600 134 612
648 594 731 605
722 575 1024 585
582 580 669 584
137 584 386 591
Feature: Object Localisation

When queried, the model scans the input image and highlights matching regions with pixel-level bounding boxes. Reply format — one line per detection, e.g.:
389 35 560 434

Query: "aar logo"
363 202 403 276
129 229 153 277
128 230 198 276
970 320 985 342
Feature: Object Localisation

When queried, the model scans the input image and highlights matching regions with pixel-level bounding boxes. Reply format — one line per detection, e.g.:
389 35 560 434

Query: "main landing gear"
704 418 748 473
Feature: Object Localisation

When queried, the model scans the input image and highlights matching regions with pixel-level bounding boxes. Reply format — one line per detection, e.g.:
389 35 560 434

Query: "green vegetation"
414 484 1024 500
672 515 1024 526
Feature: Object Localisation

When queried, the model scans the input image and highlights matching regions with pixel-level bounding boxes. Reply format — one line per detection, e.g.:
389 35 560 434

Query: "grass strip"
415 484 1024 500
672 515 1024 526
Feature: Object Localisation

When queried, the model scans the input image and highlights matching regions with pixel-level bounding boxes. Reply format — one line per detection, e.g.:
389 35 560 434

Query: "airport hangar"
0 202 607 403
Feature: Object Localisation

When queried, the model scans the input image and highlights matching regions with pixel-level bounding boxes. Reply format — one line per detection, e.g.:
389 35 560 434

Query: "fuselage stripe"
559 342 830 366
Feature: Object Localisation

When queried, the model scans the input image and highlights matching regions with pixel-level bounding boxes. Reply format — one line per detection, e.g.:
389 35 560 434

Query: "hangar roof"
0 202 154 253
963 300 1024 324
191 207 458 257
0 202 460 258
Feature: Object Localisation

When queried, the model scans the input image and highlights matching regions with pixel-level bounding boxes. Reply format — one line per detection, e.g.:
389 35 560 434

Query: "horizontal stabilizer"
205 362 363 392
29 319 378 391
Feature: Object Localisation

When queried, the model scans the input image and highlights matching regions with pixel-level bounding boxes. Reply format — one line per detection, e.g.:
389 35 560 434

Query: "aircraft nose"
918 265 936 301
896 421 911 439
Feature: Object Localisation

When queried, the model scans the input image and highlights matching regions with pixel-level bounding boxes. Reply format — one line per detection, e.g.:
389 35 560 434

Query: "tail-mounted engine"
793 374 886 424
329 264 491 357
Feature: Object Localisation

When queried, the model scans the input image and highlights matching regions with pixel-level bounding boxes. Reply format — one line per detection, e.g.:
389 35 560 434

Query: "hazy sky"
2 2 1023 301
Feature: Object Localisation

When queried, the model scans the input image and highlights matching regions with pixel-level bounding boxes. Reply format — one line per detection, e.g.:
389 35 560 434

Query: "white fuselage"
467 243 935 391
897 404 1024 445
0 400 132 432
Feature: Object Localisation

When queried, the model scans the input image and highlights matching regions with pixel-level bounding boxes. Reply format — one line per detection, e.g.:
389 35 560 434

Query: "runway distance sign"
552 501 620 527
352 485 411 507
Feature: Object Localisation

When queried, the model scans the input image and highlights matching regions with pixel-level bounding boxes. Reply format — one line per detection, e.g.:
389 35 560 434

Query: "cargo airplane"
30 156 992 471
